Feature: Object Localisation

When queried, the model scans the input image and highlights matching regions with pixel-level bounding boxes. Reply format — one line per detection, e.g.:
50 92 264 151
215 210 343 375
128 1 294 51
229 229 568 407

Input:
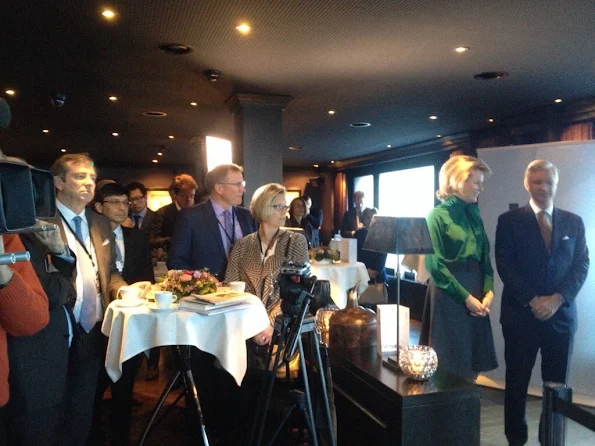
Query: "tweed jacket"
225 230 308 321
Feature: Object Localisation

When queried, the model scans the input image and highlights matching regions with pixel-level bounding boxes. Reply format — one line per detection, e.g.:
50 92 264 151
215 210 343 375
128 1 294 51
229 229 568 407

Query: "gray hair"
524 159 559 184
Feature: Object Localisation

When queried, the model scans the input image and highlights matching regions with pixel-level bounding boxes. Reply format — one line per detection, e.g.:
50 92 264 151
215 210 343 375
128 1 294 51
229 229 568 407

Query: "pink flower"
193 270 201 279
180 273 192 282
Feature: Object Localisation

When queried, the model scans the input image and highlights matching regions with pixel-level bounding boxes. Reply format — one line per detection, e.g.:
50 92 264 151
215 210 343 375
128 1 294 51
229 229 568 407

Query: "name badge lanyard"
216 208 237 250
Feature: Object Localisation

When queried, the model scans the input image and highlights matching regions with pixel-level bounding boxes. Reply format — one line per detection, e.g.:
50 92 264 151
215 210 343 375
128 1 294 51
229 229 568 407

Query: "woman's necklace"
258 228 280 263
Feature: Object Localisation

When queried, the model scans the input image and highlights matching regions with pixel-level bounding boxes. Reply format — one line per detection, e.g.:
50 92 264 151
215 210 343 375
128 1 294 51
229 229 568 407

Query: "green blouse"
424 196 494 302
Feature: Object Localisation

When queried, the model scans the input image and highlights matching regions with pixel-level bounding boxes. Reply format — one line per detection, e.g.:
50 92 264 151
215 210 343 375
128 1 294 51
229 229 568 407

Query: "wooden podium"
330 347 480 446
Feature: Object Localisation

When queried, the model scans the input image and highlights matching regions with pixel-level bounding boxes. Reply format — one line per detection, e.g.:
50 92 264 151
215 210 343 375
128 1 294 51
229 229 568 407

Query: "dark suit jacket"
121 226 155 284
51 208 127 310
340 208 363 238
149 202 178 249
7 234 74 414
495 204 589 333
130 208 155 233
167 200 257 280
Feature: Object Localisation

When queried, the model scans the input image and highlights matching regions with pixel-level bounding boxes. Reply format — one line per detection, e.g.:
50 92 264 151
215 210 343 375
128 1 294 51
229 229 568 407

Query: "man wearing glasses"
126 181 155 233
168 163 256 280
168 164 257 441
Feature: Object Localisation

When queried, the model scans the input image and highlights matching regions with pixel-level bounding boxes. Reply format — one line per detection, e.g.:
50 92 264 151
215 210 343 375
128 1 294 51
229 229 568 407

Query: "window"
378 165 435 271
353 174 374 206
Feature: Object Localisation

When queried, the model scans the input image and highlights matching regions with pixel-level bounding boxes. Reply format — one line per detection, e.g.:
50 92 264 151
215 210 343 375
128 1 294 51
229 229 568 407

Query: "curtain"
561 122 593 141
333 172 347 233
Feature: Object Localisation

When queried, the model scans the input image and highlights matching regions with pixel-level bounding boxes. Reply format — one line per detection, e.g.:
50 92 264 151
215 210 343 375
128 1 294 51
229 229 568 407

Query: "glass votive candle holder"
398 345 438 381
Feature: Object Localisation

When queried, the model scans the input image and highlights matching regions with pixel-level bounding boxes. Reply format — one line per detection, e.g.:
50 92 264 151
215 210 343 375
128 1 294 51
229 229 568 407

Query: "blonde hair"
437 155 491 201
524 159 559 185
250 183 286 223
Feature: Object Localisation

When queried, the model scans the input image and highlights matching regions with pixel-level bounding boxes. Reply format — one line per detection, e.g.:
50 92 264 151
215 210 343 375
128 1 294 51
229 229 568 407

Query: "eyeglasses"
103 200 130 207
219 181 246 188
129 196 145 202
271 204 290 212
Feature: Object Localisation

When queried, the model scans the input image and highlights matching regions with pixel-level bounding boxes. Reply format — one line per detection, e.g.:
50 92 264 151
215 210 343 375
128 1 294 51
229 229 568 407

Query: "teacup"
154 291 173 309
117 286 140 303
229 281 246 293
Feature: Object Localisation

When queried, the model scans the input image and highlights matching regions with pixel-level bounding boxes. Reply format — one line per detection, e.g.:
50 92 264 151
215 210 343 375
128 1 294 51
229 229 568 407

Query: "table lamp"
362 216 434 366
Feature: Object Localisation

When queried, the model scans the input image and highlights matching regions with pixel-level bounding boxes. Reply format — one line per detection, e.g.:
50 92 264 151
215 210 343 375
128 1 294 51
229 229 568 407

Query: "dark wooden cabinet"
330 347 480 446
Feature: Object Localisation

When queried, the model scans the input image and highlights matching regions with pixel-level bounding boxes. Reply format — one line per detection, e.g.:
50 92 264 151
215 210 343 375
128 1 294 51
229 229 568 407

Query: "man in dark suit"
340 190 366 237
495 159 589 446
50 153 127 446
168 164 257 280
94 182 155 445
167 164 257 441
149 173 197 250
126 181 155 233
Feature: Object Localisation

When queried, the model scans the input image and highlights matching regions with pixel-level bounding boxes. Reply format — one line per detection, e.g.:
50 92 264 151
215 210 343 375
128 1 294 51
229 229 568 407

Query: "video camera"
278 261 331 317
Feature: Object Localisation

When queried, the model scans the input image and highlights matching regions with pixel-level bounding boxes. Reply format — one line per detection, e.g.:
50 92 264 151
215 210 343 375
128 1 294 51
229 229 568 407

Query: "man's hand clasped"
529 294 563 321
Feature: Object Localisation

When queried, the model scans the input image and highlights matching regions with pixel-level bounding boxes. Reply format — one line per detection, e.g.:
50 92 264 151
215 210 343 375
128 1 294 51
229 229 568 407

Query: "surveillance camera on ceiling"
50 92 66 108
204 70 222 82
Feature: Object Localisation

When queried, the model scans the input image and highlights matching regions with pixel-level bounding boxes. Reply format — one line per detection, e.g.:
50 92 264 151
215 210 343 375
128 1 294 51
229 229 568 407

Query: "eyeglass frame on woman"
271 204 290 212
218 181 246 188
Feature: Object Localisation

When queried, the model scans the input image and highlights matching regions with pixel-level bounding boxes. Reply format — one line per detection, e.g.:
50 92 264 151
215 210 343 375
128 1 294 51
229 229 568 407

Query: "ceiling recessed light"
142 111 167 117
168 135 174 139
436 134 442 138
5 89 15 96
158 43 193 55
235 23 251 35
157 152 163 156
330 160 335 164
488 118 494 123
554 98 563 103
152 159 158 163
42 129 49 134
112 132 119 137
289 146 303 151
455 46 470 53
429 115 438 120
60 148 67 153
109 96 118 101
349 122 371 128
328 110 336 115
190 102 198 106
473 71 509 80
387 144 392 148
313 164 319 168
101 9 116 20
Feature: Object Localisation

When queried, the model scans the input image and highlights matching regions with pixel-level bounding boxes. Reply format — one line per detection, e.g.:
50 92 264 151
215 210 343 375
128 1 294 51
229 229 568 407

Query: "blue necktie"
223 209 234 256
133 215 141 229
72 216 97 332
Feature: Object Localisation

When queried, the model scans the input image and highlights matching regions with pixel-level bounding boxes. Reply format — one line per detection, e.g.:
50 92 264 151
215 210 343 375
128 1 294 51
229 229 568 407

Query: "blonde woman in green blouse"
420 155 498 381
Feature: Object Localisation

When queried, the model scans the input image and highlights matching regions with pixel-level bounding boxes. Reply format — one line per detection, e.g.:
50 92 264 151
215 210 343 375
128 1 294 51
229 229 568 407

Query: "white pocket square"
562 236 570 241
102 239 110 246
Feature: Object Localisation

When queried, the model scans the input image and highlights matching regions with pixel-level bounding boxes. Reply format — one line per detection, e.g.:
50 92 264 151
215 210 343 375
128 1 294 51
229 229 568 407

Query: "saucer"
115 298 144 307
148 303 179 312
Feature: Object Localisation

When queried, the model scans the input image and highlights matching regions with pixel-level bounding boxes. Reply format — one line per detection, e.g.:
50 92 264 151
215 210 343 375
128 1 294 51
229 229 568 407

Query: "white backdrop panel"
478 140 595 400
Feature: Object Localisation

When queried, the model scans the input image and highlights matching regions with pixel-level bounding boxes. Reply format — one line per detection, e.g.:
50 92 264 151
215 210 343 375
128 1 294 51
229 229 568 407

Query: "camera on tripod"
278 261 330 318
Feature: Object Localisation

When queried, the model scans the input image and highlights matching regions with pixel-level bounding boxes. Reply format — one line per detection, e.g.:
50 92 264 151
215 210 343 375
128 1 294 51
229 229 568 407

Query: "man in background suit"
168 163 257 279
50 153 127 446
167 164 257 441
126 181 155 234
495 159 589 446
340 190 366 237
93 182 154 445
149 174 197 250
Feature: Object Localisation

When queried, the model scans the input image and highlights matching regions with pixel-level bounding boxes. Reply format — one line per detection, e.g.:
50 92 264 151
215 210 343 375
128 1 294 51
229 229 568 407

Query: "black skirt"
419 260 498 381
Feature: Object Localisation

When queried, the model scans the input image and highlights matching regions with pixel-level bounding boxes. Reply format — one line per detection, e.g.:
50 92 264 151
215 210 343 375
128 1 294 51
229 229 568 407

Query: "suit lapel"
86 209 109 298
205 201 226 254
550 207 563 254
522 204 550 255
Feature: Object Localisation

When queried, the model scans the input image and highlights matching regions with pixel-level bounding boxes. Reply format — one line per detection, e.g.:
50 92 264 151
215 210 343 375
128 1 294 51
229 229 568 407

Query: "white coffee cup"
229 281 246 293
154 291 173 309
117 286 140 303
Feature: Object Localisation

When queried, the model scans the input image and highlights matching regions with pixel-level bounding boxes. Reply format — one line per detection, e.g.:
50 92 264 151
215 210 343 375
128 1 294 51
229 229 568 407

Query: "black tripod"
138 346 209 446
250 291 336 446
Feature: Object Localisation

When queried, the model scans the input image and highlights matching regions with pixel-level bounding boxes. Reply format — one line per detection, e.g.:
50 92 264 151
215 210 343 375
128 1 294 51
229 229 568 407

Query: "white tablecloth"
101 295 270 386
310 261 370 308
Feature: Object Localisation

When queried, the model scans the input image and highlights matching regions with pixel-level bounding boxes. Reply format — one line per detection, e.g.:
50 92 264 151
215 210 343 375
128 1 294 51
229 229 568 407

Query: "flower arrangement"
309 246 340 263
157 269 219 301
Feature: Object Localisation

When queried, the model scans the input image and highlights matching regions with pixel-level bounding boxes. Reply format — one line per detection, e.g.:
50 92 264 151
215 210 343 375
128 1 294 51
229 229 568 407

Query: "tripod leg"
179 346 210 446
312 332 337 446
266 403 297 446
251 332 285 446
139 369 181 446
297 338 318 446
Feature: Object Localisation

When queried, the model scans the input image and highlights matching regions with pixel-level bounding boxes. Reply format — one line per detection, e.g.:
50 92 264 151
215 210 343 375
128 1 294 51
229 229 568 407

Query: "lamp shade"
363 216 434 255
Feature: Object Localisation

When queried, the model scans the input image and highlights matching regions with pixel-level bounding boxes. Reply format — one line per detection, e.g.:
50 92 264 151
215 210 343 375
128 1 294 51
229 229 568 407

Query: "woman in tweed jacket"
226 183 309 346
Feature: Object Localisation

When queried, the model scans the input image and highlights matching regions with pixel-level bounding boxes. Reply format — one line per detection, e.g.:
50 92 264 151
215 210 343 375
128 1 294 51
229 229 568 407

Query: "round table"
310 261 370 308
